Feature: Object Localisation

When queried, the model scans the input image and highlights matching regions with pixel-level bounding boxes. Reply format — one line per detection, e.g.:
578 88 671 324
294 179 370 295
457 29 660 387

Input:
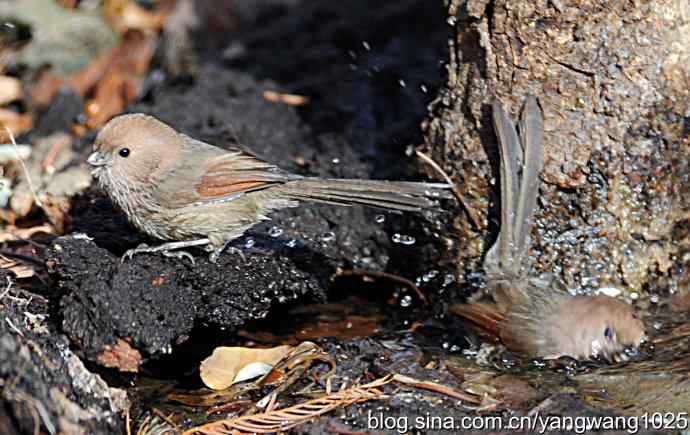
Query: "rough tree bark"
422 0 690 300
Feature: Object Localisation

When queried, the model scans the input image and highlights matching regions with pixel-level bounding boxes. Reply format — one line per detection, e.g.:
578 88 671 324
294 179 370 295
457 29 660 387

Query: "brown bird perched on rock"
450 96 646 361
87 114 450 262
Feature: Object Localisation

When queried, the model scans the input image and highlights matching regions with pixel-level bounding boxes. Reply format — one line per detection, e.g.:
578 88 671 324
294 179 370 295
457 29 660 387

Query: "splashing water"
268 226 283 238
392 233 416 245
400 295 413 308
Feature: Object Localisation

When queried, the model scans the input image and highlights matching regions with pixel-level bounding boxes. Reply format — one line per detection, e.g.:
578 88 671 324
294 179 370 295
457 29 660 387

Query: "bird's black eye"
118 148 130 158
604 326 614 340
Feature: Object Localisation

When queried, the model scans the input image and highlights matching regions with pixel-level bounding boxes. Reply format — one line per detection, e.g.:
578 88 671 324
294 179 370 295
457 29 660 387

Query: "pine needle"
182 375 393 435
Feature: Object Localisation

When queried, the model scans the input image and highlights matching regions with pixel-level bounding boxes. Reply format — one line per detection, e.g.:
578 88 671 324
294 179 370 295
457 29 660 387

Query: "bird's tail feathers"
277 178 451 212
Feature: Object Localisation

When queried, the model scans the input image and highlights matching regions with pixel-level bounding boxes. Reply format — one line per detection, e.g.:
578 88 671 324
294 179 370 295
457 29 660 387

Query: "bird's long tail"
277 178 451 212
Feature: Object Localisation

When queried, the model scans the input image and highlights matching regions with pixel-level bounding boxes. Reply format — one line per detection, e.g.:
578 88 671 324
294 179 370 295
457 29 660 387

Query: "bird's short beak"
87 151 107 167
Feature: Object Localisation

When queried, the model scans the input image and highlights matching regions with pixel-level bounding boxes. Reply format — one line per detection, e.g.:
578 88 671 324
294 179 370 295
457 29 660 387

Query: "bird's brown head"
498 286 646 362
88 113 182 187
543 294 646 361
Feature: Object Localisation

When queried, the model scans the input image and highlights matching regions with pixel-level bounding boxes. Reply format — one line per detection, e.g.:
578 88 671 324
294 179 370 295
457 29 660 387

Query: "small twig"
337 268 428 305
126 409 131 435
151 409 180 432
5 317 24 337
416 150 481 229
4 126 43 208
391 374 482 404
0 276 12 300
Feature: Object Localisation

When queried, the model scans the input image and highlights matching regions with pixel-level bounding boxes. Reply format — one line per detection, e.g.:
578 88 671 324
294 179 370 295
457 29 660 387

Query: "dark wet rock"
47 234 329 365
0 278 127 435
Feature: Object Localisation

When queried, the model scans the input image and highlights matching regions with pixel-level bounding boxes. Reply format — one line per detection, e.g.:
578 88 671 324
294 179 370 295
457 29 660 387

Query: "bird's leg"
122 238 211 264
206 240 245 263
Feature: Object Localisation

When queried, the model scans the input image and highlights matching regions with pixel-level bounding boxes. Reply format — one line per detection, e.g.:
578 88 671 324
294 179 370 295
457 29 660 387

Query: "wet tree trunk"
422 0 690 299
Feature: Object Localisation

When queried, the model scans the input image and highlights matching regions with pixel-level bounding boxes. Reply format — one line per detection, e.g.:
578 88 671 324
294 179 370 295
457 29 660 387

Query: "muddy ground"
1 1 688 434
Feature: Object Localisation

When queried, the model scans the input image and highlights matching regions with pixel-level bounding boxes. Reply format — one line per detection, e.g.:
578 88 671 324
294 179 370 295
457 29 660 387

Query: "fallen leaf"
96 338 142 373
0 224 55 242
262 90 309 106
83 30 157 128
0 254 34 278
0 109 32 137
103 0 170 34
200 345 293 390
26 71 65 108
0 75 22 105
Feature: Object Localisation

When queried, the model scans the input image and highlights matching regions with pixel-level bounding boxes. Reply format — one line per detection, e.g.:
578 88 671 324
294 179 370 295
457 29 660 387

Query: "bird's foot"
207 242 246 264
121 239 211 264
121 243 150 263
162 249 195 264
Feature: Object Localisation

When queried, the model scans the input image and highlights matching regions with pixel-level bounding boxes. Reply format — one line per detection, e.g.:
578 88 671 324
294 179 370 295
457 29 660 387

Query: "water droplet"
420 84 428 93
332 157 340 164
442 342 450 350
375 214 385 223
422 270 439 282
286 238 297 248
321 231 336 242
596 286 622 297
244 238 255 249
398 78 407 87
362 40 371 51
400 295 413 307
447 16 457 26
268 226 283 237
392 233 416 245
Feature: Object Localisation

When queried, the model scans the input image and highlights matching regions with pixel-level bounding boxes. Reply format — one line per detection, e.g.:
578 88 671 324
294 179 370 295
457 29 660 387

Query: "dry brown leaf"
200 345 293 390
26 71 65 108
0 109 32 138
83 30 156 129
262 90 309 106
96 338 142 373
0 75 22 105
0 255 34 279
103 0 170 34
0 224 55 242
69 42 121 98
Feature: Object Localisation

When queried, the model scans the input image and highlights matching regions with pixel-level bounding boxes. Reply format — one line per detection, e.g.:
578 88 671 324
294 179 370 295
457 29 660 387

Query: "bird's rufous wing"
194 150 289 200
449 302 505 341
